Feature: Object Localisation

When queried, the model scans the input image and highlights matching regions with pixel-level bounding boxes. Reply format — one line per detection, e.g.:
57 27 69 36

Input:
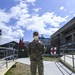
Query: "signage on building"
51 47 57 55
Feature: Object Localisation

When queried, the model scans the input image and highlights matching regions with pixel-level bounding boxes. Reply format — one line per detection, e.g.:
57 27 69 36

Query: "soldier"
27 31 46 75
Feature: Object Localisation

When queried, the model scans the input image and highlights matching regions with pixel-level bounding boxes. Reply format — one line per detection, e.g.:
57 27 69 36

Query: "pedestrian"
27 31 46 75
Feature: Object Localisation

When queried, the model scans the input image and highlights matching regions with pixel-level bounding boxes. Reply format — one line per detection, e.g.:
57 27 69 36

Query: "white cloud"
0 9 10 23
41 12 68 27
70 11 73 13
2 36 19 44
26 0 36 3
60 6 66 11
60 6 64 10
11 28 24 38
16 0 36 6
18 12 68 35
10 1 29 20
15 0 36 5
33 8 41 12
0 1 29 44
0 22 24 44
0 0 69 44
0 8 25 44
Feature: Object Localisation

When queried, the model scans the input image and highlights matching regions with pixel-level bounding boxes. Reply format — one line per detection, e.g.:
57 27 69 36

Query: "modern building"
39 35 51 54
51 17 75 53
25 41 29 47
0 41 28 58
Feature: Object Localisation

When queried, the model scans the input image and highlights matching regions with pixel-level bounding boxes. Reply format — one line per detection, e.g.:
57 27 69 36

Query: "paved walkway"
18 58 75 75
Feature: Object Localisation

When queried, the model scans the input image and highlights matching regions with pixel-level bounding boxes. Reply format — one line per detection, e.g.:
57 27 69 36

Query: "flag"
51 47 57 55
19 38 25 48
19 39 23 47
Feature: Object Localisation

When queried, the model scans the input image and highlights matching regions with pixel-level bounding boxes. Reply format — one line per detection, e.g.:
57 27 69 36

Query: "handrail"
0 55 13 60
0 47 18 68
0 47 17 50
60 43 75 68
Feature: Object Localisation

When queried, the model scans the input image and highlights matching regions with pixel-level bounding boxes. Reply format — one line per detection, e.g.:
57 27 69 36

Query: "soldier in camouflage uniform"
28 32 46 75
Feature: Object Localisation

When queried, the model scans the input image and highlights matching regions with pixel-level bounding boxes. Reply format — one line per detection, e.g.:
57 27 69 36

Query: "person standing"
27 31 46 75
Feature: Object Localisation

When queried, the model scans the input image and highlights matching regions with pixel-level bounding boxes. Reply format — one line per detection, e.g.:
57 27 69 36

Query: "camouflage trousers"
30 60 44 75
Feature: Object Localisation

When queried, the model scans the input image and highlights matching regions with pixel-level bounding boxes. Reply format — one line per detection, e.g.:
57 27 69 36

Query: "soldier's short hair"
33 31 39 36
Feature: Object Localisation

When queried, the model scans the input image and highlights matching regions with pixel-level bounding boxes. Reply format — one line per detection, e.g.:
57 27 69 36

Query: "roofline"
0 41 18 46
51 17 75 38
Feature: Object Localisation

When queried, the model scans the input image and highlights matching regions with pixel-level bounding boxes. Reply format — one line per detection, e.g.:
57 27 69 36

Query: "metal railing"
62 53 75 68
60 43 75 68
0 47 18 68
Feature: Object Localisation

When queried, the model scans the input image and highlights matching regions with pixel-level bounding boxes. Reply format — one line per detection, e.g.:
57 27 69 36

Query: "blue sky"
0 0 75 44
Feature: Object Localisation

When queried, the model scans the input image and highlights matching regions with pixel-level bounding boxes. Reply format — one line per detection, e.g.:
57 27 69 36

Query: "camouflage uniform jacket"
28 40 46 61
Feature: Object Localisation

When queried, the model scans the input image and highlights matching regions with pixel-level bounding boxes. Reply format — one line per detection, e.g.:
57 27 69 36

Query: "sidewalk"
18 58 75 75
